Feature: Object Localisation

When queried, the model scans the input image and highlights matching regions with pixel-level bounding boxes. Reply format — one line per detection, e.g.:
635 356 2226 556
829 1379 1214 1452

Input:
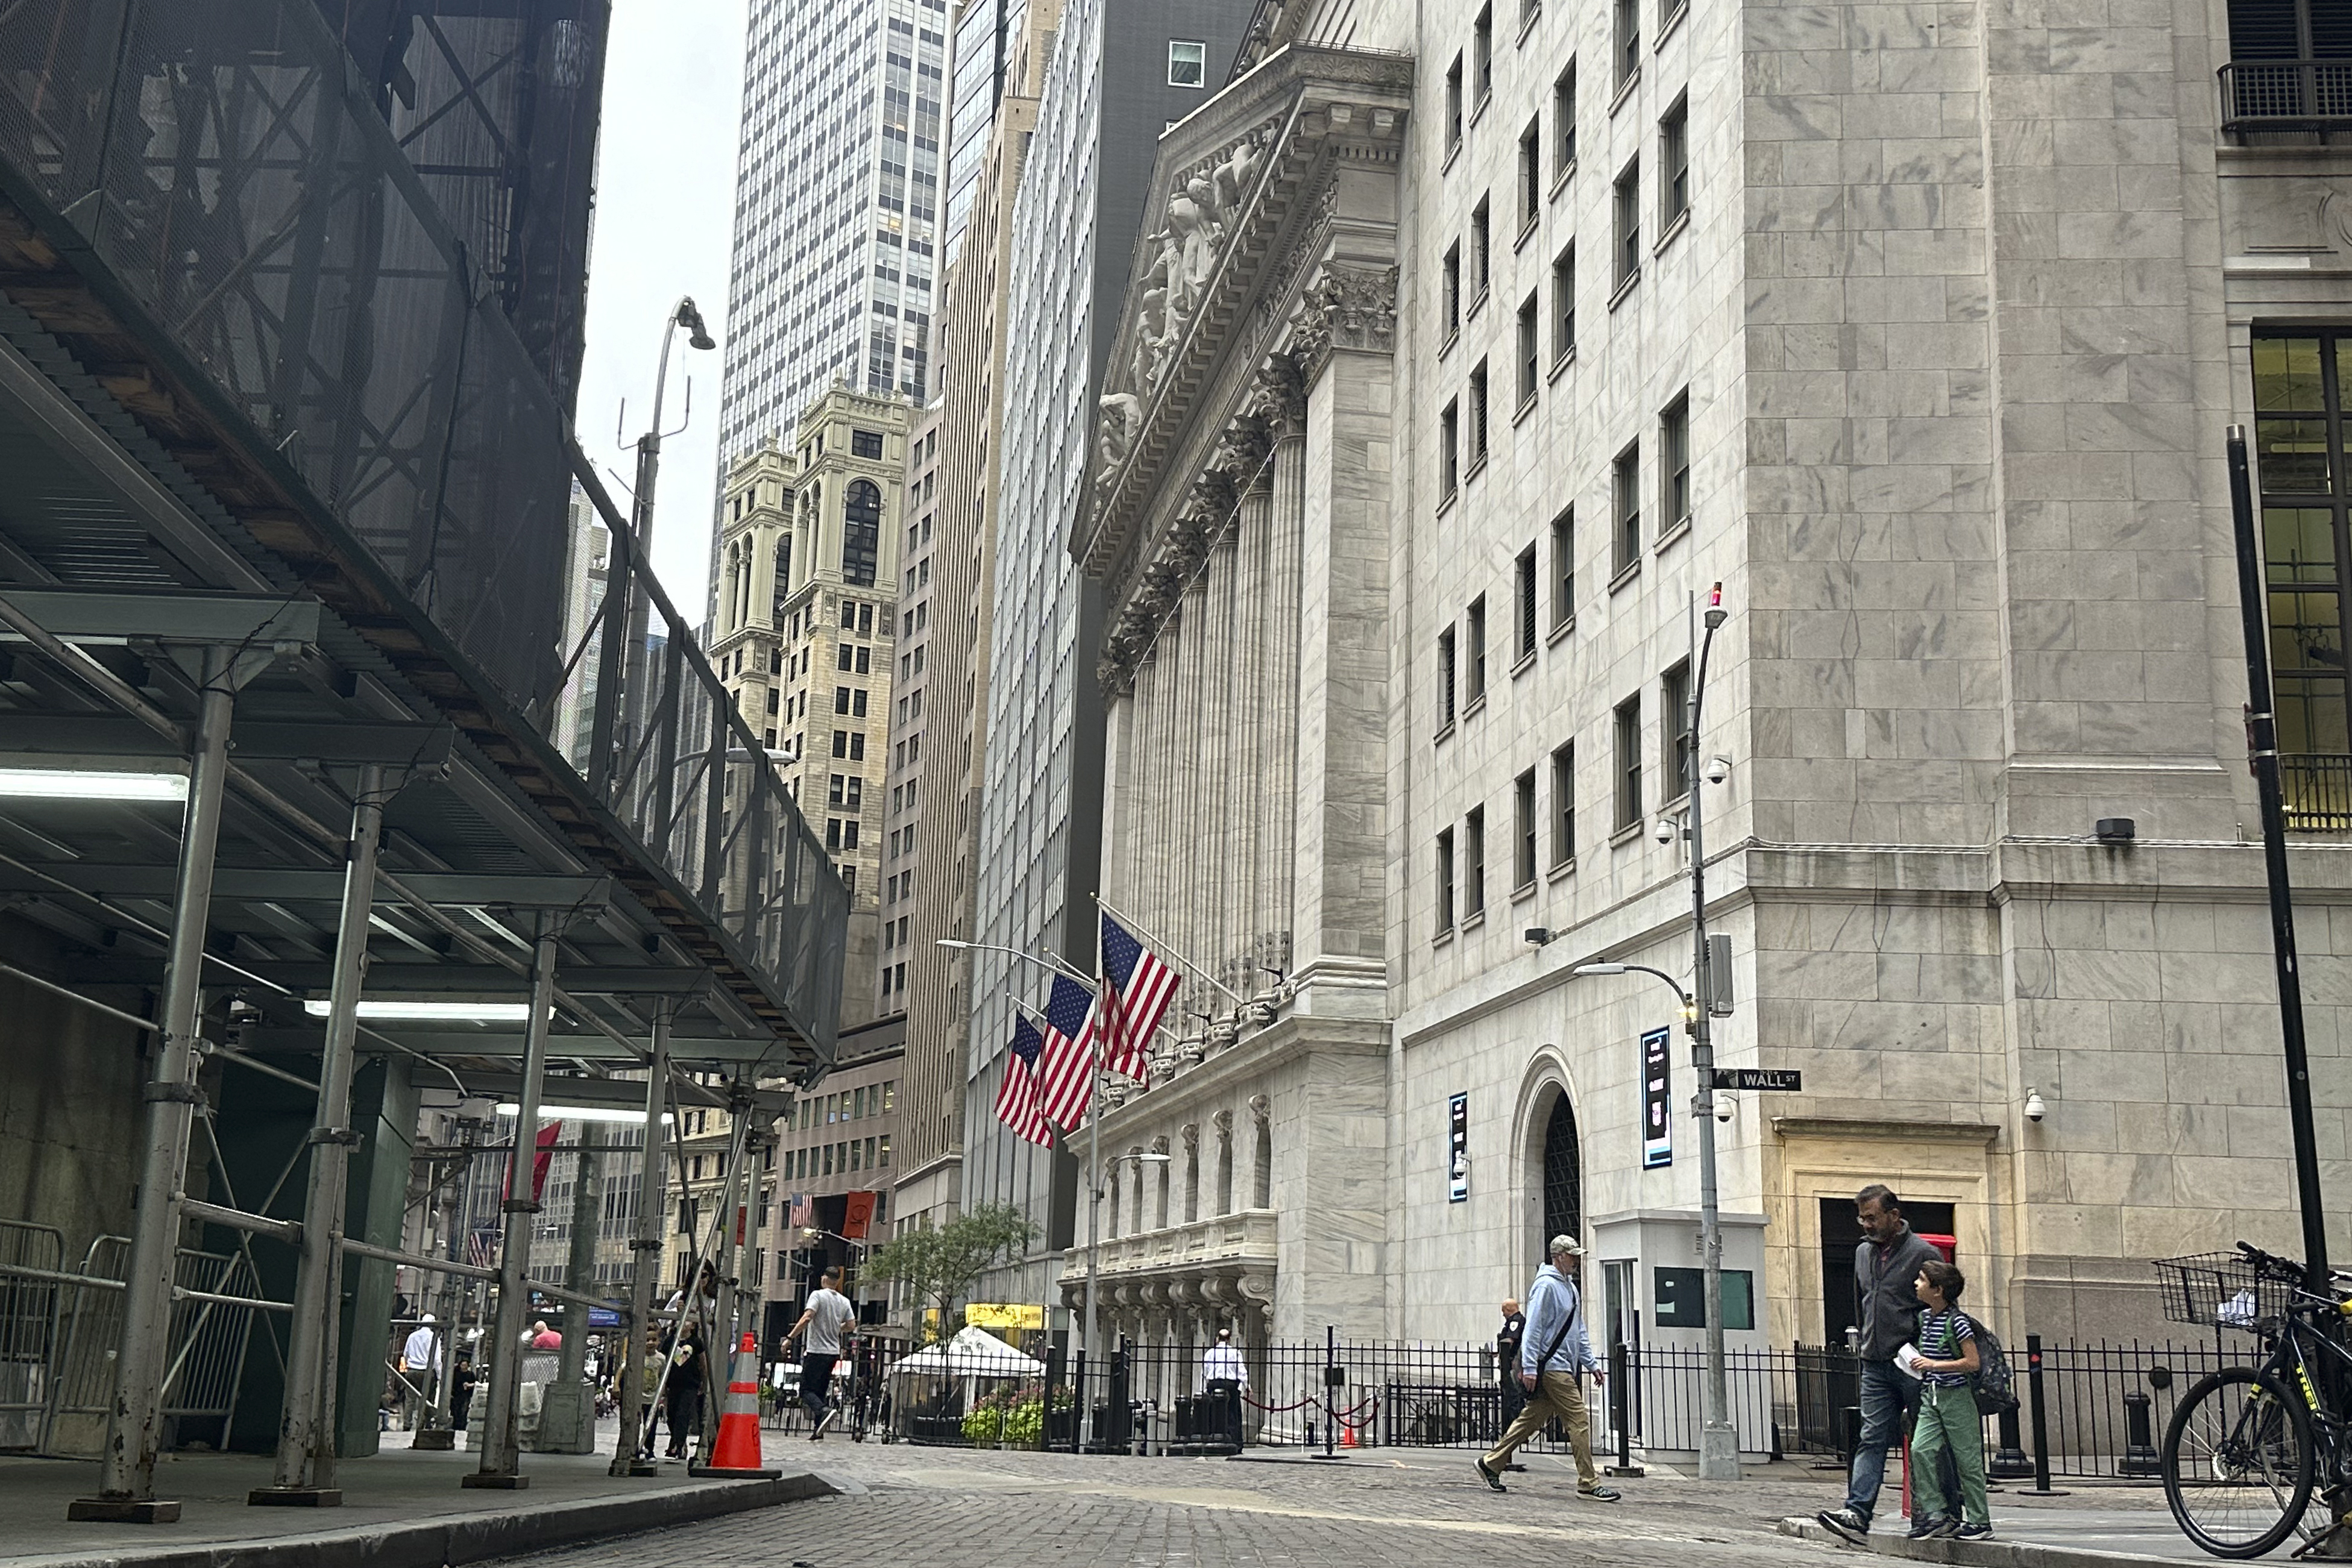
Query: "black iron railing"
2281 753 2352 831
2220 60 2352 136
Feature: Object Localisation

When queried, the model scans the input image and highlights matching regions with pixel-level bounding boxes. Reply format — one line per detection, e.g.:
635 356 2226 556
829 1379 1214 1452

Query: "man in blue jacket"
1817 1184 1943 1544
1475 1235 1621 1499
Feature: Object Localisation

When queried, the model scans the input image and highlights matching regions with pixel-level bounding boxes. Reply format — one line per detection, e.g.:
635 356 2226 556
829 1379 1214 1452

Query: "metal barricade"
0 1220 65 1450
43 1236 130 1457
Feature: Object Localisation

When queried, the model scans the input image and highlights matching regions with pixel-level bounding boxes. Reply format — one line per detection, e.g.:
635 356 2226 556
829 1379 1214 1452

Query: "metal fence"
2220 60 2352 136
0 1225 264 1457
854 1329 2245 1482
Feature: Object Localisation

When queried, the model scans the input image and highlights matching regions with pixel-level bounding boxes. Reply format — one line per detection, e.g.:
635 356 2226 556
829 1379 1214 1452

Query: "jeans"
1844 1356 1920 1522
800 1352 838 1425
1911 1383 1990 1526
1484 1370 1598 1487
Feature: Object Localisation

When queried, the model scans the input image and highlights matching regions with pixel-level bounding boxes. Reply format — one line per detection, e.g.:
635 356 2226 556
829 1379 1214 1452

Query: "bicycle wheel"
2162 1367 2316 1558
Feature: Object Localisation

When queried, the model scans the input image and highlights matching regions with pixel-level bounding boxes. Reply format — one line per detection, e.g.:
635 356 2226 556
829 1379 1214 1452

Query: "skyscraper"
717 0 952 472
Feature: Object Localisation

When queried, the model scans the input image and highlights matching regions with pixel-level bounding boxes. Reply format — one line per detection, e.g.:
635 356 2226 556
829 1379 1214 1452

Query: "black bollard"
2121 1389 2161 1476
2017 1334 2069 1497
1606 1340 1645 1478
1990 1400 2034 1479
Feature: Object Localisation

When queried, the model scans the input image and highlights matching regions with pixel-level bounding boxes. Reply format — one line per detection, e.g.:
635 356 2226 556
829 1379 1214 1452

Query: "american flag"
1098 914 1172 1082
992 1017 1052 1146
789 1194 813 1231
466 1227 499 1268
1034 974 1097 1129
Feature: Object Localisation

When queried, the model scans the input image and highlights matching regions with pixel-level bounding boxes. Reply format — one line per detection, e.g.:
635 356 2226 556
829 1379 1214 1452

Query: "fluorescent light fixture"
0 767 187 803
496 1103 674 1126
1572 963 1628 977
935 939 973 950
301 999 533 1023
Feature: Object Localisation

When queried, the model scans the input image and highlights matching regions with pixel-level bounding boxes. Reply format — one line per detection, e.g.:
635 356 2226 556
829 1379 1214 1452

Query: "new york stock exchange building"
1054 0 2352 1438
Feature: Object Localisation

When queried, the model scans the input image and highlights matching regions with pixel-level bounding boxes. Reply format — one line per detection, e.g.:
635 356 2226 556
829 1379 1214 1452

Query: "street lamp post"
1565 582 1737 1483
615 298 714 785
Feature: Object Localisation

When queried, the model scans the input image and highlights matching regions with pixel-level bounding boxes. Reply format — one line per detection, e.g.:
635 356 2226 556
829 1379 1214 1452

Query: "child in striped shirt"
1907 1259 1992 1541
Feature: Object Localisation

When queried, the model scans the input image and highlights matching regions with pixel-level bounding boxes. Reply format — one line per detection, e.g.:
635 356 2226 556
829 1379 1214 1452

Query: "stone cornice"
1076 43 1412 607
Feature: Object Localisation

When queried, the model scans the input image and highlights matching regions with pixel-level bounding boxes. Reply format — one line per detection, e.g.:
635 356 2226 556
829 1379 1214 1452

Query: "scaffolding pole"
612 999 670 1476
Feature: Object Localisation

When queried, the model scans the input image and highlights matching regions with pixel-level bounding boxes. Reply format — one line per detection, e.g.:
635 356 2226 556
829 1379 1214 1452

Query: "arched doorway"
1541 1090 1582 1247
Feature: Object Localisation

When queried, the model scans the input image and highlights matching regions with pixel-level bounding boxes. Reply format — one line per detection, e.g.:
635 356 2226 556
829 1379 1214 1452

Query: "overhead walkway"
0 0 841 1522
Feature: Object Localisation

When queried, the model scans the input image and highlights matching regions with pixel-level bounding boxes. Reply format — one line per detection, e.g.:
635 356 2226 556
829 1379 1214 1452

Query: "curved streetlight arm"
934 938 1091 986
1577 962 1695 1011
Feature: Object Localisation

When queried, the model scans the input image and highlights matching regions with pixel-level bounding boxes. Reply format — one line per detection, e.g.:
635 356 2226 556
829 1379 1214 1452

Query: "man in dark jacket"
1818 1184 1942 1544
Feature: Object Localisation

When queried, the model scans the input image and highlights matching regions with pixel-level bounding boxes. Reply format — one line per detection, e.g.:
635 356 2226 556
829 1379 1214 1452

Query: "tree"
861 1203 1038 1341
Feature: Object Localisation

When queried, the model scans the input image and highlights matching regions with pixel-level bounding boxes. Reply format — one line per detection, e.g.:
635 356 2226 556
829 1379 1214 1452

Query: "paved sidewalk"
0 1435 824 1568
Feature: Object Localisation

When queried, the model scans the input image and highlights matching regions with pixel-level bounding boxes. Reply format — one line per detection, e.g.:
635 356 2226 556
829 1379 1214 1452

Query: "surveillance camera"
1652 817 1676 846
1714 1096 1735 1124
2023 1088 2047 1123
1704 756 1731 786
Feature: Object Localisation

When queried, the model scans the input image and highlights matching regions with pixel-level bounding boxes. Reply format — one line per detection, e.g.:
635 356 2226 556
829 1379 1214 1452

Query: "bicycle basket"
2152 1253 2301 1329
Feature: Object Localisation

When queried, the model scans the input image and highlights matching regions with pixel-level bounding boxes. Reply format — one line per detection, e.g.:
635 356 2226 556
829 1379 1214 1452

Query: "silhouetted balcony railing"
2281 754 2352 832
2220 60 2352 136
0 0 844 1053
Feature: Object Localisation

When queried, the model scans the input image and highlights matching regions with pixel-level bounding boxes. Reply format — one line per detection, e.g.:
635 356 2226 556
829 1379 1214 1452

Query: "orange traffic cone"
1341 1414 1359 1448
690 1334 780 1478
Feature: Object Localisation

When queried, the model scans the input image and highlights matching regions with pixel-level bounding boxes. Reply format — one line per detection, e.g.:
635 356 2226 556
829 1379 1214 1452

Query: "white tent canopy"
888 1325 1046 1378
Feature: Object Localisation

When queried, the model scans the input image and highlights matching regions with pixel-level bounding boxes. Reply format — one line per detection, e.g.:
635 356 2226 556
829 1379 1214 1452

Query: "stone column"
1286 270 1395 1017
1228 442 1273 1016
1100 660 1140 917
1257 359 1308 994
1201 529 1239 1018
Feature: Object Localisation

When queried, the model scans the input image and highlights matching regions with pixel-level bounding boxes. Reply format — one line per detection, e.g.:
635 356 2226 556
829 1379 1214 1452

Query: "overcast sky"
574 0 748 622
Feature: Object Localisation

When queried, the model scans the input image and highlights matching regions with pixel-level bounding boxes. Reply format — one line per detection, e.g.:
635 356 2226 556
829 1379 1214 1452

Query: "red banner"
841 1190 876 1240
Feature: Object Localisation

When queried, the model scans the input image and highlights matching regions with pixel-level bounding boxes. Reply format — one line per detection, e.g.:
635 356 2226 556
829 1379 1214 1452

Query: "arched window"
1251 1120 1272 1209
723 544 741 632
771 533 793 624
1215 1127 1234 1215
1542 1090 1583 1248
841 478 882 586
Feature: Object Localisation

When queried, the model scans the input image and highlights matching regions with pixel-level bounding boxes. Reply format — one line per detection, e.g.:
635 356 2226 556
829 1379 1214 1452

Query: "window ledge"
1440 326 1461 359
1609 269 1641 311
1655 515 1693 551
1516 213 1541 252
1609 821 1645 848
1472 91 1494 127
1653 209 1691 256
1610 66 1641 115
1514 389 1539 425
1469 286 1492 321
1433 926 1457 947
1608 557 1641 594
1435 719 1457 745
1656 1 1688 46
1466 451 1491 482
1438 488 1460 516
1518 2 1542 45
1511 879 1538 903
1547 857 1577 883
1462 909 1488 931
1549 345 1576 383
1512 648 1538 679
1547 615 1575 646
1444 139 1462 173
1551 160 1576 200
1465 692 1489 719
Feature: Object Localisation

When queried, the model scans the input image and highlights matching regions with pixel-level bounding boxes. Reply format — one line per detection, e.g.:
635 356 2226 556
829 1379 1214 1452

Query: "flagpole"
1083 935 1110 1450
1091 892 1247 1005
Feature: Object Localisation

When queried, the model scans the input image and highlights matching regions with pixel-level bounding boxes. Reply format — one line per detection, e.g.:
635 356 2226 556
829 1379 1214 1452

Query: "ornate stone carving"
1248 353 1308 440
1181 1121 1201 1152
1248 1093 1271 1126
1290 264 1398 383
1212 1108 1233 1138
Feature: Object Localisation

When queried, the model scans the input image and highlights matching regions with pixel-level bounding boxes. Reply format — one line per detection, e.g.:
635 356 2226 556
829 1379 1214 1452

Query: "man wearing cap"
1476 1235 1620 1500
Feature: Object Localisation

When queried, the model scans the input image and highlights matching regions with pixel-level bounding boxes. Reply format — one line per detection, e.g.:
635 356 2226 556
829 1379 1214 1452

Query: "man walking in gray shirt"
787 1267 857 1440
1818 1184 1943 1544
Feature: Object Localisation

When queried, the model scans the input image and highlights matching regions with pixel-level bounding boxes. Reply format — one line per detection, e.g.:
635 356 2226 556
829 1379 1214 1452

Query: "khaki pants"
1483 1369 1598 1485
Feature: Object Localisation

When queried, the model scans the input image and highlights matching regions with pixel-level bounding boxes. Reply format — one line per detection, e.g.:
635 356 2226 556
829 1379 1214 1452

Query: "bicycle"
2154 1243 2352 1558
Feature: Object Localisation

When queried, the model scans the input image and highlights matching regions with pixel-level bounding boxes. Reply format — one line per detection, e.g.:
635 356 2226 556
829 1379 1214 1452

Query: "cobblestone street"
515 1441 1858 1568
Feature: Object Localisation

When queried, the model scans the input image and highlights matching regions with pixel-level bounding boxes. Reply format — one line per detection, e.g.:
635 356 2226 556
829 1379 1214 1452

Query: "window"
1656 1267 1755 1330
1552 242 1575 363
2252 334 2352 795
842 479 882 586
1468 360 1490 468
1168 40 1207 87
835 686 852 714
1614 157 1641 289
1464 806 1486 917
1441 399 1461 501
1661 390 1691 530
837 644 854 672
1437 626 1459 730
1550 741 1576 866
1614 694 1643 829
1473 5 1494 102
1466 595 1489 703
1519 118 1542 231
1659 0 1691 39
1662 659 1694 801
1550 508 1574 628
851 428 884 460
1442 242 1462 341
1515 544 1539 659
1514 769 1538 890
1471 197 1492 301
1445 54 1465 152
1614 0 1640 86
1553 60 1577 175
853 689 869 718
1517 294 1540 405
1660 96 1690 231
1435 828 1456 933
1612 441 1641 573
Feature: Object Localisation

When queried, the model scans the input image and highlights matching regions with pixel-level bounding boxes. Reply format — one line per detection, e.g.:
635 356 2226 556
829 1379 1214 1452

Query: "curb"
16 1473 836 1568
1779 1516 2181 1568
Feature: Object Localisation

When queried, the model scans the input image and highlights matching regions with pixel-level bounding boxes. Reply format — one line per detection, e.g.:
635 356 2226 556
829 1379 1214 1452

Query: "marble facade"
1061 0 2352 1363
